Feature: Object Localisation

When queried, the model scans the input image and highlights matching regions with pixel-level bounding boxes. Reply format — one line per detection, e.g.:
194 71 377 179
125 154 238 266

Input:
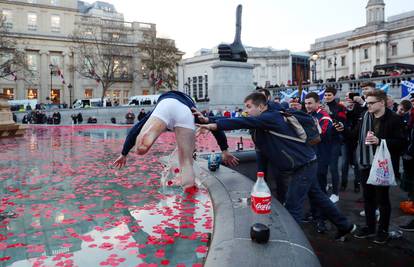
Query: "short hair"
244 92 267 106
399 100 412 112
257 88 271 98
305 92 320 103
360 81 376 88
366 90 387 103
324 86 337 96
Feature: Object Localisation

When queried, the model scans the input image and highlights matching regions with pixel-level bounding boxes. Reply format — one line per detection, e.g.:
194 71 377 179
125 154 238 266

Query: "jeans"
284 161 351 231
317 141 341 195
360 168 391 232
341 143 360 188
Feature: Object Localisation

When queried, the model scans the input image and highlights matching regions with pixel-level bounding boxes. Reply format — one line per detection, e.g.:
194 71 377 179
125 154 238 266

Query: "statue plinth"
0 94 26 138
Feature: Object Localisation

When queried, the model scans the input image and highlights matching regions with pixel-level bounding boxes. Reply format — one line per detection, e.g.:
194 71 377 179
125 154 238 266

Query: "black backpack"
268 109 321 145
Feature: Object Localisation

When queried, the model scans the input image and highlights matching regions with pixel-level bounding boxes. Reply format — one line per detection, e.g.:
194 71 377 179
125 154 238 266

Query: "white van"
128 94 160 106
8 99 38 110
73 98 108 109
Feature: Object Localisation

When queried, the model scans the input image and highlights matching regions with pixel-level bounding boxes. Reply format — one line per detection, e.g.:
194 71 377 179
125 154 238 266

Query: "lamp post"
310 52 319 83
68 83 73 108
184 82 189 95
334 52 337 81
49 64 54 103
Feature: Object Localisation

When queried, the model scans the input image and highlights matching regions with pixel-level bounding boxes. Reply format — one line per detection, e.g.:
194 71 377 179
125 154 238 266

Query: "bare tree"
139 32 182 93
0 15 30 82
70 20 136 103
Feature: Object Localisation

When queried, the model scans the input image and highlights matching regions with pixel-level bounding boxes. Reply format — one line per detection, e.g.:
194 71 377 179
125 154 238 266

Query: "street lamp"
68 83 73 108
333 52 337 81
310 52 319 83
49 63 54 103
184 82 189 95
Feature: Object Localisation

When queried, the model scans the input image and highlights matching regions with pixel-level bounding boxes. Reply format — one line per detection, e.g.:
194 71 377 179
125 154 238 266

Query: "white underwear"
150 98 195 131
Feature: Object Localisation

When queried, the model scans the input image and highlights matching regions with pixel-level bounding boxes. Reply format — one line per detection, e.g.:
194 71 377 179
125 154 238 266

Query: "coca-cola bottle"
251 172 271 214
250 171 271 244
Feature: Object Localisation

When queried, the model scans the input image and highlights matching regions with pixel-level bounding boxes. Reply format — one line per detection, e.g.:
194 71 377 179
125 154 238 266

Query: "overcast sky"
102 0 414 58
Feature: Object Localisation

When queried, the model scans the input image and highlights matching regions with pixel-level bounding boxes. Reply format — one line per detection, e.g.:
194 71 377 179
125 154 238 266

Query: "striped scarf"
357 112 374 169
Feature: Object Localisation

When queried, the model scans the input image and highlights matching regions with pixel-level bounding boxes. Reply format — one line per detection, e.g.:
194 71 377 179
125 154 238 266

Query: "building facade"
177 47 309 102
310 0 414 82
0 0 165 105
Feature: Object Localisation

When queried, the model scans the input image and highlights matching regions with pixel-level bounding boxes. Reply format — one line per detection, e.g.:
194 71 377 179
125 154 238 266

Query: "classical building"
0 0 169 105
310 0 414 82
177 47 309 102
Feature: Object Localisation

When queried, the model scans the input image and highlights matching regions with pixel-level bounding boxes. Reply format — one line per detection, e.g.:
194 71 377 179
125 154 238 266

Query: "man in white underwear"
113 90 238 190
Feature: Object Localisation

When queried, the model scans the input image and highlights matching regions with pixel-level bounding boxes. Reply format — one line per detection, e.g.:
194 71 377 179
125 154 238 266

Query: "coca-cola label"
251 193 271 214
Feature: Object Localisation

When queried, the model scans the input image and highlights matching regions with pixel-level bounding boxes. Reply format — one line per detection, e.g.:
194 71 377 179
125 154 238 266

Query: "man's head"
397 100 412 116
386 94 394 109
366 90 387 115
360 82 376 97
304 92 320 113
257 88 271 101
244 92 268 117
324 87 337 103
274 96 281 103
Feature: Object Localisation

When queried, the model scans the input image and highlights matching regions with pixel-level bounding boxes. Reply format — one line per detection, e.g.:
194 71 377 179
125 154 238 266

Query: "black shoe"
373 231 389 244
353 226 376 239
335 224 357 241
398 220 414 232
302 212 314 223
354 184 360 193
316 221 328 234
340 184 347 192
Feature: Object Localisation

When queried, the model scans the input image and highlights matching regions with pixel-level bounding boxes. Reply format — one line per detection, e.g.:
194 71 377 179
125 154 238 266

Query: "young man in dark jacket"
343 90 404 244
198 92 356 241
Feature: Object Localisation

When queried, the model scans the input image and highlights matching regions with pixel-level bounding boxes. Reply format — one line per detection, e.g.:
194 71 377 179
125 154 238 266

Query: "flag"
401 81 414 99
376 83 389 93
300 86 325 101
57 67 66 85
280 89 298 101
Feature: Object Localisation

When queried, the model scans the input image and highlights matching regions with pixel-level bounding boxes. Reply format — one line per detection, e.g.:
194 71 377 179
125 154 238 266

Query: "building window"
412 41 414 54
27 13 37 31
198 76 203 98
2 10 13 29
51 15 61 32
328 58 332 68
123 90 129 104
204 74 208 98
50 89 60 104
27 54 38 71
341 56 346 66
364 48 369 59
391 44 398 56
3 88 14 100
192 76 197 99
50 55 61 69
84 89 93 98
27 88 38 99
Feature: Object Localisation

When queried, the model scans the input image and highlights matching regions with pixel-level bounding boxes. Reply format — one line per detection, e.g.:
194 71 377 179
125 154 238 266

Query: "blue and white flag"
280 89 298 101
300 86 326 101
401 81 414 99
376 83 389 93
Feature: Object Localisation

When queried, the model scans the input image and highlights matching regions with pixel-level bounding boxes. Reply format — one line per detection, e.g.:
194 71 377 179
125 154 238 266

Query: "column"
320 58 325 81
348 48 354 75
39 50 49 103
379 42 387 65
355 48 361 77
73 52 82 100
371 43 377 68
63 52 70 105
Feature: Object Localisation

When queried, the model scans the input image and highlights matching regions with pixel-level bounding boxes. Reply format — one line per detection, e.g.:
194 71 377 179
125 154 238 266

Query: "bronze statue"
218 5 248 62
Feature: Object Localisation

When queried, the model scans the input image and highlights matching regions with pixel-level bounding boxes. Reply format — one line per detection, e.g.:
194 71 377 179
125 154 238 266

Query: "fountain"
0 93 26 138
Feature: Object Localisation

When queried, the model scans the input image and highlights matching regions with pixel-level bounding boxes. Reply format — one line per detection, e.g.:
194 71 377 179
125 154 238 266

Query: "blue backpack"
268 109 321 145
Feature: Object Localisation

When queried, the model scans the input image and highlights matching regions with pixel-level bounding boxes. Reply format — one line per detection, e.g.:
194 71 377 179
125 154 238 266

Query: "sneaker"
335 224 357 241
316 221 328 234
353 226 376 239
373 231 389 244
359 209 379 218
329 194 339 203
398 220 414 232
302 212 314 223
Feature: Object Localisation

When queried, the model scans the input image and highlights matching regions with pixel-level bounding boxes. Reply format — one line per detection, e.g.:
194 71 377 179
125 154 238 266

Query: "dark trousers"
360 168 391 233
341 143 360 188
317 141 341 195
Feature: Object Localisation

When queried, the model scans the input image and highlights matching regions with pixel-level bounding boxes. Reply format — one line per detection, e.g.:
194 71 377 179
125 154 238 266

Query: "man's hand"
333 122 344 132
353 96 364 105
222 150 239 167
366 132 380 145
196 123 217 132
113 155 127 168
191 108 209 123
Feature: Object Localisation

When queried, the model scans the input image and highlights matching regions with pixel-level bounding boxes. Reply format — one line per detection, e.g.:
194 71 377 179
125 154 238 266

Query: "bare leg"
136 116 167 155
175 126 196 189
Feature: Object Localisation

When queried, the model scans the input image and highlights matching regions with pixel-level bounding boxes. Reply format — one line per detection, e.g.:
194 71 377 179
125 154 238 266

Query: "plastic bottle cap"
257 172 265 177
174 168 180 173
250 223 270 244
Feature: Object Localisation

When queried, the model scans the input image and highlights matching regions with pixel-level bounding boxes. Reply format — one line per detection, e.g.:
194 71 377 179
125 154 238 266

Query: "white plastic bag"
367 139 397 186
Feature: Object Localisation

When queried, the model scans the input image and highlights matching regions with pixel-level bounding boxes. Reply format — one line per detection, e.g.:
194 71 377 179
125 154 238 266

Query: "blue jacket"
215 109 316 172
121 91 229 156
